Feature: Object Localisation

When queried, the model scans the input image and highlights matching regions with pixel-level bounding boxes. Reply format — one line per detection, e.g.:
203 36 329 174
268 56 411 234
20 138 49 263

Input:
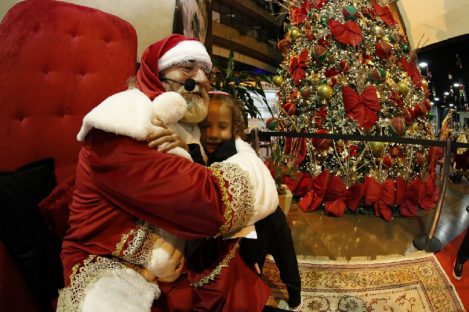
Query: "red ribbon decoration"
299 171 330 212
399 177 421 217
290 172 314 198
290 0 310 25
342 85 380 130
324 175 364 216
289 49 309 84
419 174 438 211
328 19 363 47
363 177 395 221
371 2 396 26
400 56 422 88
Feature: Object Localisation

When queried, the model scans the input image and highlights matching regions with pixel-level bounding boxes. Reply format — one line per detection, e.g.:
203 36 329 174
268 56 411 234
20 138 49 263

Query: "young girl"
198 91 303 311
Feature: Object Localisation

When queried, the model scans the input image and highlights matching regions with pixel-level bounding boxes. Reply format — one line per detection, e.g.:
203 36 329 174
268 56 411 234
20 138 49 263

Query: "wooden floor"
287 176 469 260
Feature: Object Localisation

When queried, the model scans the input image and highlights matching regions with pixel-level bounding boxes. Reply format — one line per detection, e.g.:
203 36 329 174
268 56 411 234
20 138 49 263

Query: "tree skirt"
263 252 464 312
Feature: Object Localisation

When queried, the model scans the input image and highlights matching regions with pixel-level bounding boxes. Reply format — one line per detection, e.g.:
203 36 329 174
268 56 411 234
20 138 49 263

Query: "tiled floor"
287 176 469 260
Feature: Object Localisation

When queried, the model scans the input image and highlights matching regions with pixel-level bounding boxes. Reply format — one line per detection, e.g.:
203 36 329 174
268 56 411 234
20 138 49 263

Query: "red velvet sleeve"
80 130 227 240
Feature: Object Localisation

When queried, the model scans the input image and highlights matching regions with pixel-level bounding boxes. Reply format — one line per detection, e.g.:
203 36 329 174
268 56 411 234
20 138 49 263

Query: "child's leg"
267 208 302 308
239 218 271 272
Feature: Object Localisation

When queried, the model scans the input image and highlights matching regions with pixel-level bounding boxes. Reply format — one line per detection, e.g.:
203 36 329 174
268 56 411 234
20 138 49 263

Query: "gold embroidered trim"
190 241 240 287
113 229 134 256
209 167 233 234
211 162 254 235
112 222 158 266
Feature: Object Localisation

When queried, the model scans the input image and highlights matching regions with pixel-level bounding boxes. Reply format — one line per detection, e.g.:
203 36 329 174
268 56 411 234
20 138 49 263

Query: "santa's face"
161 61 210 124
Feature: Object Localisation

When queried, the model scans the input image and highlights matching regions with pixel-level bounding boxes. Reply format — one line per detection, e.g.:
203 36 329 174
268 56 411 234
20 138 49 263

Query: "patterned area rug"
263 252 465 312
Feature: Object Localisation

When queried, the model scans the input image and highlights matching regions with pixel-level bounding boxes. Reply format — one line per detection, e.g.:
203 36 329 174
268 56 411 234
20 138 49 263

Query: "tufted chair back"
0 0 137 182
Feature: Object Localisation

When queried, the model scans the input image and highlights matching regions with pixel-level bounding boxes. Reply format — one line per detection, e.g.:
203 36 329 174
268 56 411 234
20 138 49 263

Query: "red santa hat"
136 34 212 100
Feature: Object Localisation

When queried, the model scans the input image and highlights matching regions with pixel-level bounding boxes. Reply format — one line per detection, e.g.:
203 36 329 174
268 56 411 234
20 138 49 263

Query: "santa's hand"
147 118 188 152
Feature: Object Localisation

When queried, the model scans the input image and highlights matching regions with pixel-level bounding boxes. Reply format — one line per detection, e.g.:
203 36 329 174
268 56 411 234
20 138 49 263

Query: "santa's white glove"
146 230 185 283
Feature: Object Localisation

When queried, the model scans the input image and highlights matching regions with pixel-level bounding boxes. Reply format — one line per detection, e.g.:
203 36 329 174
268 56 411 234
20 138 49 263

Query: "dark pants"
457 229 469 262
240 207 301 307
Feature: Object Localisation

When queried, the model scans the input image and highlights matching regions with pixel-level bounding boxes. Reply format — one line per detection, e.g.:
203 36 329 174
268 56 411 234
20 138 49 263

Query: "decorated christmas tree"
270 0 441 221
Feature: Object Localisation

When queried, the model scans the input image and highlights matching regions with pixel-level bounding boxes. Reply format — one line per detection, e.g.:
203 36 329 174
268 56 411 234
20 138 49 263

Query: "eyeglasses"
173 60 212 77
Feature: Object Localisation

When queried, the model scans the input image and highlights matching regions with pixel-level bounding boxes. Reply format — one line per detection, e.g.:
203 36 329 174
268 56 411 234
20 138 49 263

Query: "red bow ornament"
400 56 422 88
290 0 310 25
328 19 363 47
324 176 364 216
342 85 380 130
289 49 309 84
364 177 395 221
399 177 421 217
289 172 314 198
419 174 438 211
371 2 396 26
299 171 330 212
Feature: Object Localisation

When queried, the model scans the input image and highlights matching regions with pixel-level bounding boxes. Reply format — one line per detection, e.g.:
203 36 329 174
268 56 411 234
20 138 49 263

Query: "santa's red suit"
57 35 278 312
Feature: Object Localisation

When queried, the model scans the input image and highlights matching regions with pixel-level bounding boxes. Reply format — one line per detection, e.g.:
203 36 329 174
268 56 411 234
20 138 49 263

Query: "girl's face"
199 99 233 154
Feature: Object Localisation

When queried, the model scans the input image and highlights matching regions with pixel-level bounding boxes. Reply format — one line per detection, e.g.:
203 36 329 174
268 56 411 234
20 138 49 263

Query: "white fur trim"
158 40 212 72
82 268 160 312
225 138 278 224
77 89 188 143
146 230 186 283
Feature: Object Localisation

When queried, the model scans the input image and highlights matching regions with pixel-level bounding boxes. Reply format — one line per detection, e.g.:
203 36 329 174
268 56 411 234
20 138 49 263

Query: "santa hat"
136 34 212 100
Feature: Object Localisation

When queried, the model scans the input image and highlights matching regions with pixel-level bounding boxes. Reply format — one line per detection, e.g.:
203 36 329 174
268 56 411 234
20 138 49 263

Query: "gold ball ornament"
272 75 284 87
317 84 333 100
373 25 385 38
421 78 428 88
369 141 385 155
397 80 410 96
289 27 301 41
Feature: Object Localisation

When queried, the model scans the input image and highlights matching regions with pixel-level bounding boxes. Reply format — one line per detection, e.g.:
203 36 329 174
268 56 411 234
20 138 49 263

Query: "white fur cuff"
82 268 160 312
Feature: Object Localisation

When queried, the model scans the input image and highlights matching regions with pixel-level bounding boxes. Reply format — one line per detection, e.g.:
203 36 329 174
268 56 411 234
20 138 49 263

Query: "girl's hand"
147 118 188 152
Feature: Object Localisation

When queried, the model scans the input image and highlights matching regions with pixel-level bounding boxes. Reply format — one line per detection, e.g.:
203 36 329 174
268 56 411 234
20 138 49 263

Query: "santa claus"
57 34 278 312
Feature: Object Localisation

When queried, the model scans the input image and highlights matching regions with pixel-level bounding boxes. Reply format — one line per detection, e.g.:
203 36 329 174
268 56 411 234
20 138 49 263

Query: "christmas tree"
270 0 440 221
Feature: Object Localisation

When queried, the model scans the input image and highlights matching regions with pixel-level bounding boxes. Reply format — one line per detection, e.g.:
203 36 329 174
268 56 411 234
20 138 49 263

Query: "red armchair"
0 1 137 310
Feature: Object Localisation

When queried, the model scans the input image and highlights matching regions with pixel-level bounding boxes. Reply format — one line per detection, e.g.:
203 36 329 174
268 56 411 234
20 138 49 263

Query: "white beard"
172 84 208 124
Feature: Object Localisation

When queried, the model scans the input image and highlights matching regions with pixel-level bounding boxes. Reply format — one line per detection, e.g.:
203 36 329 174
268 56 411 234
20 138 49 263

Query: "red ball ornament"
422 99 431 112
312 129 332 150
389 145 403 158
370 67 386 82
300 86 312 98
283 102 297 116
390 117 406 136
383 155 393 167
415 152 424 165
413 101 428 118
362 6 374 18
277 38 291 52
311 44 328 62
375 40 392 59
402 108 414 125
339 60 350 73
